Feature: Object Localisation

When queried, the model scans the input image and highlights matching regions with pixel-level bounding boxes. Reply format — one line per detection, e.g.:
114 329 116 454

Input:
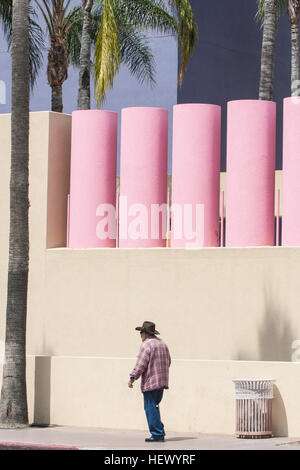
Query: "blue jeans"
143 389 165 439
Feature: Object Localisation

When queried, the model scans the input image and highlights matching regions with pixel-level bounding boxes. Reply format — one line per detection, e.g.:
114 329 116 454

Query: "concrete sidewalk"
0 426 300 450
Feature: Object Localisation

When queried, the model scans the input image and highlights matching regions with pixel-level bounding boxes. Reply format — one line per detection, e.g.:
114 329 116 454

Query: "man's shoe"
145 436 165 442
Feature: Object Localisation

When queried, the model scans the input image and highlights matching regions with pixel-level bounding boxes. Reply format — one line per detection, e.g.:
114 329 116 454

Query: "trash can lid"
232 378 276 382
233 379 276 399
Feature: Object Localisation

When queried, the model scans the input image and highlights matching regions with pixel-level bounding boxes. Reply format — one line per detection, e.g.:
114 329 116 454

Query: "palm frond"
65 7 83 66
94 0 120 105
62 4 81 35
120 0 177 34
89 1 103 43
119 25 156 87
0 0 12 37
168 0 198 85
92 0 197 102
34 0 55 34
28 9 45 89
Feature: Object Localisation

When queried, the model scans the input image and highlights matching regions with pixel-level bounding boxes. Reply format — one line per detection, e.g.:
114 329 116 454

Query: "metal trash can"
233 379 276 439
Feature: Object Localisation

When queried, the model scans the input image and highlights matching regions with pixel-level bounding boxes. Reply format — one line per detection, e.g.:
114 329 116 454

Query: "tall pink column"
282 97 300 246
69 110 117 248
119 107 168 248
171 104 221 248
226 100 276 247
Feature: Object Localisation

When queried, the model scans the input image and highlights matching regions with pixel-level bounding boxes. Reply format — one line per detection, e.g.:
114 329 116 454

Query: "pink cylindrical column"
119 107 168 248
171 104 221 248
69 110 117 248
282 97 300 245
226 100 276 247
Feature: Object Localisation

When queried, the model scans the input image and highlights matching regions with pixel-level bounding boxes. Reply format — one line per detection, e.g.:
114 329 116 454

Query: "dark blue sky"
178 0 291 170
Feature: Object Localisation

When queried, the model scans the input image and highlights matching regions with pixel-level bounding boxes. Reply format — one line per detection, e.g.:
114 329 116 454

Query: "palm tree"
77 0 198 109
287 0 300 95
257 0 300 97
169 0 198 86
257 0 283 100
34 0 82 112
77 0 93 110
0 0 30 428
1 0 80 110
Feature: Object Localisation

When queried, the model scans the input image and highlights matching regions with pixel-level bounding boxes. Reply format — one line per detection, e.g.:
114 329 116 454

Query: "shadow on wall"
234 281 291 436
236 281 294 361
33 356 51 426
272 384 288 437
258 283 294 362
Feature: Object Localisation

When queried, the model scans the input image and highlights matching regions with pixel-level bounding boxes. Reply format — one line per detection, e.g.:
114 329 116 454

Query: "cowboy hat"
135 321 160 335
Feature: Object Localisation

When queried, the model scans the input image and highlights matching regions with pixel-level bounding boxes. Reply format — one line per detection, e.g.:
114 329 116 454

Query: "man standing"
128 321 171 442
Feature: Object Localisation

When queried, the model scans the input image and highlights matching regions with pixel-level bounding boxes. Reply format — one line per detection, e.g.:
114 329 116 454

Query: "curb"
0 441 79 450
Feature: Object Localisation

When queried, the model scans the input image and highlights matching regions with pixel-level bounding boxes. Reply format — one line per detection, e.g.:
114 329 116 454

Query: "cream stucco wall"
1 357 299 437
0 112 299 436
40 246 300 362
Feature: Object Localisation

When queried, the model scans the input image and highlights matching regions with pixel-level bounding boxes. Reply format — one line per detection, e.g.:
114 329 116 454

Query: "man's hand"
128 380 134 388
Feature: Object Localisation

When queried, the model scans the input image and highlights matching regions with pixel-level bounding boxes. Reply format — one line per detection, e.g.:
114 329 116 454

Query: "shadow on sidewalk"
165 437 198 442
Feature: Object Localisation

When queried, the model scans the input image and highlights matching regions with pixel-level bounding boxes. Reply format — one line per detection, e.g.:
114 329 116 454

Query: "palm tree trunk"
77 0 94 110
0 0 30 428
51 84 63 113
291 22 300 95
259 0 276 100
47 35 68 113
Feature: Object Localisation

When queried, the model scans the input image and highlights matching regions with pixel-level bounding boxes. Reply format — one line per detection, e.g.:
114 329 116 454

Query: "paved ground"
0 426 300 450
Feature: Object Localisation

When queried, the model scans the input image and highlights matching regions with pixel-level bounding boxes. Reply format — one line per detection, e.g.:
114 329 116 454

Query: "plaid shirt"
130 336 171 392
